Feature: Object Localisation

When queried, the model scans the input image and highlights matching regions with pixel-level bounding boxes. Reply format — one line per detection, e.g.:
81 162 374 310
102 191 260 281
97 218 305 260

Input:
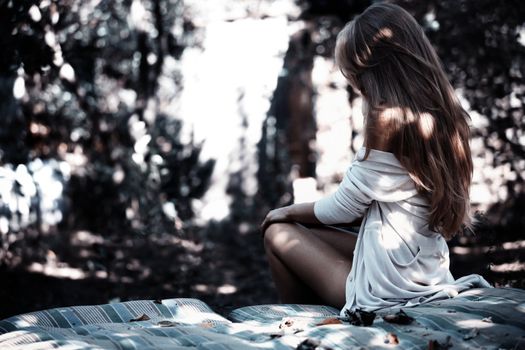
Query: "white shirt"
314 147 491 314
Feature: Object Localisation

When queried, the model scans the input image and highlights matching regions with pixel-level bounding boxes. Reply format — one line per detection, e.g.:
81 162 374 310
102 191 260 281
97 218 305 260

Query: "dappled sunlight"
379 211 416 251
168 310 229 325
373 27 394 42
192 284 210 293
70 230 104 246
10 315 40 329
272 230 301 253
0 331 65 347
217 284 238 295
456 318 495 329
490 261 525 273
457 288 485 296
377 173 398 188
451 131 467 158
0 160 68 237
259 304 337 319
27 261 107 280
308 328 360 348
173 237 204 253
418 112 436 140
379 230 401 250
378 106 406 122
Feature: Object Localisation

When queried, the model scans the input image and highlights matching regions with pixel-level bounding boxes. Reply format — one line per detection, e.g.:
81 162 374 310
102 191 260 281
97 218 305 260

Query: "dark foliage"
0 0 275 320
0 0 214 265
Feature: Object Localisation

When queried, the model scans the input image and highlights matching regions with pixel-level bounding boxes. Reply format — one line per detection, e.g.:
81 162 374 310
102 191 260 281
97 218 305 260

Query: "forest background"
0 0 523 319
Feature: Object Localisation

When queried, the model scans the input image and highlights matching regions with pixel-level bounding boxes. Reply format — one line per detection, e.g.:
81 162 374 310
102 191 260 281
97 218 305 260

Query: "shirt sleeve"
313 154 418 225
314 162 373 224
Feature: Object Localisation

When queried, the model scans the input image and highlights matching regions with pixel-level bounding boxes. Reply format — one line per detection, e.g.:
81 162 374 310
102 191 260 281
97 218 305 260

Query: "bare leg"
302 225 358 258
263 222 357 308
264 246 322 304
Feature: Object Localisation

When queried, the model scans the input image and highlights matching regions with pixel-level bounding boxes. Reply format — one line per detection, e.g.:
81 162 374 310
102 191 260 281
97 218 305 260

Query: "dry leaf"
316 317 343 326
343 308 376 326
279 318 294 329
129 314 151 322
279 317 309 333
153 299 163 304
382 309 414 325
157 320 178 327
384 332 399 345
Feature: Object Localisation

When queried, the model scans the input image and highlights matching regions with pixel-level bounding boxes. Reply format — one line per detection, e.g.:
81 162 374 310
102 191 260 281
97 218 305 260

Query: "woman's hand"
260 206 292 236
260 202 322 237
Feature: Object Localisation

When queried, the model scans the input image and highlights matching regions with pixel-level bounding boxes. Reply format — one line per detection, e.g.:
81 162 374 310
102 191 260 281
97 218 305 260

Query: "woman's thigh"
264 222 355 308
299 224 358 258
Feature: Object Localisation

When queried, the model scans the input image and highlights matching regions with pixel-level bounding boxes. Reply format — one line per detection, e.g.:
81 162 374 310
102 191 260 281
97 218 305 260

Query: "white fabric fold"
313 147 491 315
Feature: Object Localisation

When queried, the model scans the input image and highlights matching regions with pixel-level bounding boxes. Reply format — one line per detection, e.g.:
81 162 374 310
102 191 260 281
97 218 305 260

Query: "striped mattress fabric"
0 288 524 349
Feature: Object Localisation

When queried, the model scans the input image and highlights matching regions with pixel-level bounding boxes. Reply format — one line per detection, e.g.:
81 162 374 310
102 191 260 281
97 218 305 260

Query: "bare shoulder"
365 108 397 152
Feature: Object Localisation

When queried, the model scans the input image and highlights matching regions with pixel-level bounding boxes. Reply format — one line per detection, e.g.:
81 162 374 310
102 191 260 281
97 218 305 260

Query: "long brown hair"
335 3 473 239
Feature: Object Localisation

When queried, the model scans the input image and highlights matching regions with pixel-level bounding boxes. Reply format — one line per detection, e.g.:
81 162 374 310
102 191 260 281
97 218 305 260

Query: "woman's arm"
260 202 319 234
260 202 363 235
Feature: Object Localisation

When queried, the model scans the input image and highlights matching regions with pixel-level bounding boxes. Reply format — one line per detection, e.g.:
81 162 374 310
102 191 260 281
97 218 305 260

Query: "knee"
263 222 294 252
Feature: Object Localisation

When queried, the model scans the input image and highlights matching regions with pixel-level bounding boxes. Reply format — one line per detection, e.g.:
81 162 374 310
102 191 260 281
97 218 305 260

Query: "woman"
261 3 490 315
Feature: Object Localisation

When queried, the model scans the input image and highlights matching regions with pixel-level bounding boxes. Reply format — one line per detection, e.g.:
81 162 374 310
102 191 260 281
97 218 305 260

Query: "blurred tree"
0 0 214 265
256 28 317 211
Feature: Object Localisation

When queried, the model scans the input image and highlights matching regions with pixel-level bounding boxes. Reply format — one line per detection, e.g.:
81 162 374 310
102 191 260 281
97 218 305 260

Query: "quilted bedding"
1 287 524 349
